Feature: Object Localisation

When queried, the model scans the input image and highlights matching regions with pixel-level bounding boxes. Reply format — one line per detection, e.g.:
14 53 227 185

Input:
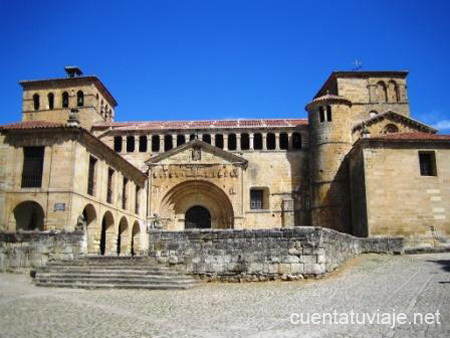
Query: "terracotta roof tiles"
0 120 68 130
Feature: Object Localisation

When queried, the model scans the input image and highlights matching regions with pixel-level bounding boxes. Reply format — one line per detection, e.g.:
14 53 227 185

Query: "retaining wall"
0 231 84 272
148 227 404 281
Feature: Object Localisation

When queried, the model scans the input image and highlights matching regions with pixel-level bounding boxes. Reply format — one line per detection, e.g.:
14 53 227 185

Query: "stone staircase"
33 256 199 290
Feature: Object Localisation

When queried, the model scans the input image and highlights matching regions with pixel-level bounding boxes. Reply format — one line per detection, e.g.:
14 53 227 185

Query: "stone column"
211 133 216 147
185 134 190 143
236 133 241 151
223 134 229 151
172 134 177 149
262 133 267 150
288 132 293 150
249 133 254 151
159 135 164 152
275 132 280 150
121 136 126 153
134 135 139 152
147 135 152 152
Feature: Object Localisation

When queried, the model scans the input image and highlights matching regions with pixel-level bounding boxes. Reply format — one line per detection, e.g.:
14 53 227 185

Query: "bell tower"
19 67 117 131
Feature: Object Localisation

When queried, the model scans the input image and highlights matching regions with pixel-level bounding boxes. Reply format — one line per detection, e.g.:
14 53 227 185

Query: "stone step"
34 276 197 285
33 256 199 290
35 272 194 281
35 281 195 290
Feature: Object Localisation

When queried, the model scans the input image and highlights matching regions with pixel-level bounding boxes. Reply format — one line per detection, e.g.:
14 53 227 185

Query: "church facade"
0 67 449 255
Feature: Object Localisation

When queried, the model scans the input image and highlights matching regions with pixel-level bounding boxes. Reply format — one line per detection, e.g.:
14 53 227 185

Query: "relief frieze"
151 164 239 180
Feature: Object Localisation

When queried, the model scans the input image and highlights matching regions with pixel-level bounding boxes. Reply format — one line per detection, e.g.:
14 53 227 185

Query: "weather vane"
352 59 362 71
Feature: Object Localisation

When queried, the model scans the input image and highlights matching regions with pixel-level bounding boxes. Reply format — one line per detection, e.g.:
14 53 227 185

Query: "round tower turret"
306 94 353 233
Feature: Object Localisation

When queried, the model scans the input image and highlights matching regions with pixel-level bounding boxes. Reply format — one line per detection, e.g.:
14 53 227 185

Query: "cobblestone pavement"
0 253 449 338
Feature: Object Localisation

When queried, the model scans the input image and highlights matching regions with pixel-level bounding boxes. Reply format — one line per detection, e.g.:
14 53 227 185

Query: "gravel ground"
0 253 449 338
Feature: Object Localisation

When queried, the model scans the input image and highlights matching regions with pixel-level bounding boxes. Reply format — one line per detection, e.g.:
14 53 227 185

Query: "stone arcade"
0 67 449 261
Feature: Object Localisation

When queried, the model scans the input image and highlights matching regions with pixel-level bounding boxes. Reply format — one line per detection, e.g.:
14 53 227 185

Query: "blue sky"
1 0 449 131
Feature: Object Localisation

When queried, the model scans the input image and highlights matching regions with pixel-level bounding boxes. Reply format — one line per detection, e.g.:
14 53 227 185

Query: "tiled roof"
305 94 352 111
0 120 69 130
93 118 308 131
369 132 450 141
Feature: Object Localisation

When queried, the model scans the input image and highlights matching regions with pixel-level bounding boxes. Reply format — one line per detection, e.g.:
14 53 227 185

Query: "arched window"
189 134 196 141
319 106 325 122
47 93 54 110
126 136 135 153
62 92 69 108
215 134 224 149
377 81 387 102
139 136 147 152
267 133 275 150
228 134 237 150
177 134 186 147
33 94 40 110
152 135 160 152
241 133 250 150
100 99 104 113
292 132 302 149
369 110 378 118
164 135 173 151
383 124 399 134
77 90 84 107
388 80 400 102
280 133 288 150
254 133 263 150
202 134 211 144
114 136 122 152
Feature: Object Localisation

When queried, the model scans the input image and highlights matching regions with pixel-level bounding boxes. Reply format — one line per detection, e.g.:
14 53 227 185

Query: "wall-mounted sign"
54 203 66 212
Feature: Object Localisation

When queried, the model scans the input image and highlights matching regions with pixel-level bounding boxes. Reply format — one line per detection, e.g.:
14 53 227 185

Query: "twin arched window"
62 92 69 108
33 94 40 110
77 91 84 107
47 93 54 110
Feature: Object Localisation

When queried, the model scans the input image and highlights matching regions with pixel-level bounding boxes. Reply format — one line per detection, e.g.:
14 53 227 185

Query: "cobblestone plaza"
0 253 448 338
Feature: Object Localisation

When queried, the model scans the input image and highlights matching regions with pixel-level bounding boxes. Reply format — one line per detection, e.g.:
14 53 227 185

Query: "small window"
292 132 302 150
241 133 250 150
250 189 264 210
122 177 128 210
62 92 69 108
319 107 325 122
77 90 84 107
48 93 54 110
383 124 399 134
152 135 160 152
135 186 140 215
107 168 114 204
190 134 196 141
215 134 224 149
326 106 332 121
33 94 40 110
254 133 263 150
139 136 147 152
177 134 186 146
267 133 275 150
21 147 45 188
114 136 122 152
202 134 211 144
126 136 135 153
419 151 437 176
87 156 97 196
279 133 288 150
164 135 173 151
228 134 237 150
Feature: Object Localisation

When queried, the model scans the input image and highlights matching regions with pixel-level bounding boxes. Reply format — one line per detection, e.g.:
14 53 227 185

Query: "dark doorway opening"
185 206 211 229
100 218 107 255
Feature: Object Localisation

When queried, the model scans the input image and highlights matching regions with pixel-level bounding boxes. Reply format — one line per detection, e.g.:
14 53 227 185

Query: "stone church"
0 67 449 256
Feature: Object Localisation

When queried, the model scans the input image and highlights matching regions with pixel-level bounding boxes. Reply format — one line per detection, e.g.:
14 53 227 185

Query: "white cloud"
433 120 450 130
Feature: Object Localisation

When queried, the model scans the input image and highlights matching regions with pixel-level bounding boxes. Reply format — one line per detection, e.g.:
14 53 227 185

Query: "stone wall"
0 231 83 272
148 227 404 281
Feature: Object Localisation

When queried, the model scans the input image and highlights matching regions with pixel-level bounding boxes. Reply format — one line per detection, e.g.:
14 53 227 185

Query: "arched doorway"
13 201 45 231
117 217 130 256
131 221 141 256
81 204 97 254
159 180 234 230
100 211 114 256
185 206 211 229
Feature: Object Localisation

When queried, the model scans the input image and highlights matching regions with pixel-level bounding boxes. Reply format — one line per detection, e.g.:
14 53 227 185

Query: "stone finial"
361 124 370 139
67 109 80 127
